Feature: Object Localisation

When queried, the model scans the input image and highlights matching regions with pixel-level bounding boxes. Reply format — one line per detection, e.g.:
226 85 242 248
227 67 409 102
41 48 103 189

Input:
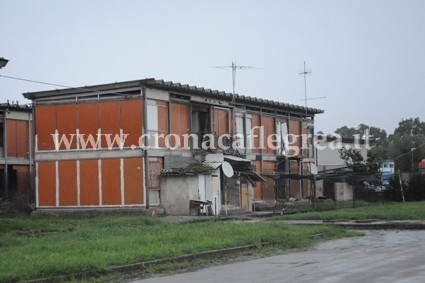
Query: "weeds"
275 201 425 221
0 215 352 282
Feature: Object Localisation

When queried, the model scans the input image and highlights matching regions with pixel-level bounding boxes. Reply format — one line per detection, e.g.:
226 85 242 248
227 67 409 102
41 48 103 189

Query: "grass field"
275 201 425 221
0 214 355 282
282 199 370 213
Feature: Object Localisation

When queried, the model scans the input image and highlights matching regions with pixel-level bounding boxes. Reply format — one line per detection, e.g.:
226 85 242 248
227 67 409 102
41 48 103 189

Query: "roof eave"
22 78 324 116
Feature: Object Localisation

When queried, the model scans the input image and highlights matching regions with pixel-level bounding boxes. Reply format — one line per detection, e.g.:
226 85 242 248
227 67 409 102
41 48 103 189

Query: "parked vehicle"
380 160 395 186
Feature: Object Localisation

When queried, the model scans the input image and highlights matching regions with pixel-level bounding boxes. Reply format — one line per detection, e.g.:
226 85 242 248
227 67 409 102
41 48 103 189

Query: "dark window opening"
191 105 211 149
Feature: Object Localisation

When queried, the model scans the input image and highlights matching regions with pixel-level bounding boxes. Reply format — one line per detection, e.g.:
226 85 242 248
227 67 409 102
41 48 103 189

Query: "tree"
392 117 425 138
388 135 425 173
334 124 388 146
368 145 390 163
334 124 389 163
389 117 425 173
334 119 425 173
339 147 379 174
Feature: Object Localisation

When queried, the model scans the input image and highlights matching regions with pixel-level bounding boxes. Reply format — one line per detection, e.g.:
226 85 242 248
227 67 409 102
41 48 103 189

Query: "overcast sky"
1 0 424 134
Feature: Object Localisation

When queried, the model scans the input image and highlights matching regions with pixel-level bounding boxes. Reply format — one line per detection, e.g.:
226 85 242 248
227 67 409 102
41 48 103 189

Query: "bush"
385 173 425 201
407 174 425 201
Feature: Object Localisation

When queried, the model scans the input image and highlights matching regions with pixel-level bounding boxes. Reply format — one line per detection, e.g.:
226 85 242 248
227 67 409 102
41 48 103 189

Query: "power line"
391 141 425 161
0 74 75 88
0 74 130 97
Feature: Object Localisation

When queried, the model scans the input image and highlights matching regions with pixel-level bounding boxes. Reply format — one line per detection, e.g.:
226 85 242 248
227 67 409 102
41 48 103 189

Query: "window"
235 113 253 152
170 102 189 148
235 115 244 150
191 105 211 149
146 100 168 148
276 121 289 156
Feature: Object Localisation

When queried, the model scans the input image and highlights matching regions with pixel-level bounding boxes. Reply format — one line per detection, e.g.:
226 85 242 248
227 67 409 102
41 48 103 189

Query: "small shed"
160 163 221 216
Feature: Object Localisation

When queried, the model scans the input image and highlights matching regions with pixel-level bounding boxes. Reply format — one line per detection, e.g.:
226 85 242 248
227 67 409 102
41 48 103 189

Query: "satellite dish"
222 161 234 178
309 163 318 175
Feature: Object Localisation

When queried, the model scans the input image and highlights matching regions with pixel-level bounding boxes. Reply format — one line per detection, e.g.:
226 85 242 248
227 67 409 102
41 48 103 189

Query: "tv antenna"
213 61 261 95
298 61 326 117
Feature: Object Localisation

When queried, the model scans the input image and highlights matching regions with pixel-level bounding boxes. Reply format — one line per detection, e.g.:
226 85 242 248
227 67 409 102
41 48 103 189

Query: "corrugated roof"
145 80 324 115
0 102 32 112
23 78 324 115
223 155 251 163
202 161 222 170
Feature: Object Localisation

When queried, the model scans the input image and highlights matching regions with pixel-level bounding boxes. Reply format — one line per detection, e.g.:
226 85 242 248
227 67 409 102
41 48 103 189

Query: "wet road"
133 230 425 283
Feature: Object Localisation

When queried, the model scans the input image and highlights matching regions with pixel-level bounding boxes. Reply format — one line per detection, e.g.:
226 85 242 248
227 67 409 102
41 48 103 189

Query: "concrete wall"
315 180 325 198
160 175 200 215
335 182 353 201
317 141 368 170
160 171 222 216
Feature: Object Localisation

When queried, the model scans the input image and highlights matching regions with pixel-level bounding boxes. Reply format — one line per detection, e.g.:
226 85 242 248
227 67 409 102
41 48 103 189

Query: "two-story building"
23 79 323 214
0 102 33 206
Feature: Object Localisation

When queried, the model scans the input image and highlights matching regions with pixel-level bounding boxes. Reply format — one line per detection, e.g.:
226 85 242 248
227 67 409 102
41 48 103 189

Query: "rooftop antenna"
298 61 326 117
213 61 260 96
299 61 311 117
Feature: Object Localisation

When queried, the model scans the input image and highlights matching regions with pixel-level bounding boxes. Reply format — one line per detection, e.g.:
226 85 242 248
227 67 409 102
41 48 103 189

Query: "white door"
198 175 206 213
211 172 221 215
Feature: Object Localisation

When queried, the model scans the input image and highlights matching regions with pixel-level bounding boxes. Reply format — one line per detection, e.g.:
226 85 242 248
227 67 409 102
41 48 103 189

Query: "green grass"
0 214 354 282
284 200 370 213
275 201 425 221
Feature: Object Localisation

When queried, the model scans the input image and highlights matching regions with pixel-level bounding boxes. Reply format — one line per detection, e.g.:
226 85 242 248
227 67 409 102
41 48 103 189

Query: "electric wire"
0 74 134 97
391 141 425 161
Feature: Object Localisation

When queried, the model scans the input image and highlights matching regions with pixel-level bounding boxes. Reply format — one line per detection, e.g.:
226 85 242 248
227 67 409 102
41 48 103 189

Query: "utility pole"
298 62 325 205
411 148 416 172
0 58 9 200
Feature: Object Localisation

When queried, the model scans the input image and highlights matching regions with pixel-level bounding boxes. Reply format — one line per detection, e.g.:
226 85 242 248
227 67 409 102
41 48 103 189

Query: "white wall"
335 182 353 201
160 175 199 215
317 140 368 170
160 172 221 215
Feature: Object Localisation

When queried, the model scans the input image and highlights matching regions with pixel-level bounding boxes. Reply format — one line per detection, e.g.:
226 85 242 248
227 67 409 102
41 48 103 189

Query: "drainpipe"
299 120 303 199
286 113 291 198
3 109 8 200
259 108 263 200
28 108 34 204
189 104 193 152
228 108 231 147
299 157 303 200
243 112 247 156
142 86 150 209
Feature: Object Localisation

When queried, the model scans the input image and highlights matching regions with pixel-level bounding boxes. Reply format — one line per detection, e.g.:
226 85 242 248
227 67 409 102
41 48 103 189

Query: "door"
211 172 221 215
198 174 206 214
241 183 249 211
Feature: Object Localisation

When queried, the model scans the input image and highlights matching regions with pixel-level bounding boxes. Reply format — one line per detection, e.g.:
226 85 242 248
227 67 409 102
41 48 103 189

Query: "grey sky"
1 0 424 134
